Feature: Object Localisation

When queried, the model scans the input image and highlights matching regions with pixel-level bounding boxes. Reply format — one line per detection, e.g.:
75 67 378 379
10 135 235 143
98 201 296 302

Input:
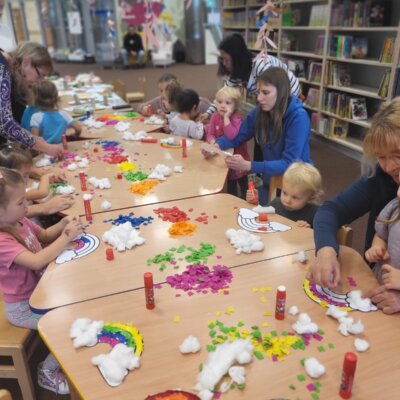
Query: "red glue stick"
275 285 286 320
248 181 258 204
140 137 158 143
79 171 87 191
144 272 155 309
182 138 187 158
106 247 114 261
339 352 357 399
146 104 153 117
84 199 92 221
62 134 68 150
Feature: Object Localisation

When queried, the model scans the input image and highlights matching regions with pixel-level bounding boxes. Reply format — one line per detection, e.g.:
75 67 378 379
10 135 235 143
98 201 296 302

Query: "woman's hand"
364 284 400 314
381 264 400 291
201 143 220 159
33 137 63 158
306 246 341 288
225 154 251 172
198 113 210 123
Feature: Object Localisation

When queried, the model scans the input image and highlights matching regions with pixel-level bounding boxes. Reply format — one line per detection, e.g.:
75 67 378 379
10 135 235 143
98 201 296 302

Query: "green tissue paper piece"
289 384 296 390
206 345 216 352
254 351 264 360
297 374 306 382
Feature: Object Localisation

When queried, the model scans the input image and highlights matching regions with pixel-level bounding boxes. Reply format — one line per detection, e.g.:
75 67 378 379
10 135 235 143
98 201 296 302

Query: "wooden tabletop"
40 132 228 216
30 193 314 311
38 246 400 400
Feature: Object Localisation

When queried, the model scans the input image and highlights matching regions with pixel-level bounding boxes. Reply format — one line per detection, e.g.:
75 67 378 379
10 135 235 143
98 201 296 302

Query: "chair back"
337 225 353 247
269 174 283 203
109 79 127 102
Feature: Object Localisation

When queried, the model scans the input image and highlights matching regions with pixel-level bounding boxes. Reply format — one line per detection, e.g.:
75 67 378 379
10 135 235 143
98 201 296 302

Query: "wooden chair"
126 76 146 103
0 294 40 400
268 174 353 247
0 389 12 400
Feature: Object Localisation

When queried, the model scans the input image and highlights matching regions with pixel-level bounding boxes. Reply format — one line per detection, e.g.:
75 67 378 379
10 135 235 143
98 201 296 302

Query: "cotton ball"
348 319 364 335
35 155 52 167
101 200 112 210
88 176 111 189
198 390 214 400
354 338 369 352
70 318 104 348
83 193 93 201
252 205 275 214
225 228 264 255
148 164 172 180
67 162 78 171
122 132 135 141
297 250 308 263
219 382 230 393
347 289 377 312
102 222 145 251
174 165 184 173
179 336 201 354
77 157 89 168
338 317 364 336
115 121 131 132
289 305 299 316
292 313 318 334
326 305 348 320
229 366 245 384
304 357 326 378
55 184 75 195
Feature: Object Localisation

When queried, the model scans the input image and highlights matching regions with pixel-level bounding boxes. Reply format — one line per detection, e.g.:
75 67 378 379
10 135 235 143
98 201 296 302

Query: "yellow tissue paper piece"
320 301 328 307
225 306 235 315
262 322 269 327
261 287 272 292
215 311 221 317
117 161 137 171
260 296 267 303
252 288 259 293
173 316 181 323
263 311 273 316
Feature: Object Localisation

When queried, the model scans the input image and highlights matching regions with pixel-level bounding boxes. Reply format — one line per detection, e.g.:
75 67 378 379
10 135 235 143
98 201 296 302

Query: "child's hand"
381 264 400 290
62 217 83 241
224 104 234 119
198 113 209 123
296 220 311 228
50 172 67 184
201 143 219 159
365 245 390 263
44 195 75 214
157 109 165 116
61 215 79 226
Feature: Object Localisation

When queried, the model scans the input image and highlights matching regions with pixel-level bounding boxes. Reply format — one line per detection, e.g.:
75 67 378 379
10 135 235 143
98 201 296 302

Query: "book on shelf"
379 37 394 63
309 4 329 26
308 62 322 83
331 1 371 27
351 37 368 59
325 62 351 87
329 118 349 139
378 69 391 97
314 35 325 56
369 1 391 26
287 59 306 78
281 32 298 52
304 88 320 109
350 98 368 120
393 69 400 97
330 35 353 59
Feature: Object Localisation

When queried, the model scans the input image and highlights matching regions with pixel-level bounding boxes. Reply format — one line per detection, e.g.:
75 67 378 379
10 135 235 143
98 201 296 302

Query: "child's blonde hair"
215 86 242 111
0 143 33 171
283 162 323 203
34 80 59 110
165 80 183 111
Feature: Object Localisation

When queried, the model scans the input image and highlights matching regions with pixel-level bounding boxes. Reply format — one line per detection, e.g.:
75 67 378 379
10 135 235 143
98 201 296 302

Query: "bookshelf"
221 0 400 158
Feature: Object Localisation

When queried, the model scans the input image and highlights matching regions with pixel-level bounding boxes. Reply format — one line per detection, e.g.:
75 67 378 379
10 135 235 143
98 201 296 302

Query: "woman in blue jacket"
207 67 311 205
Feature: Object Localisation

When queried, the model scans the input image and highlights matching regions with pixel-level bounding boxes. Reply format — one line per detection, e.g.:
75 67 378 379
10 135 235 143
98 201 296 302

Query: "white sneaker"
37 362 70 395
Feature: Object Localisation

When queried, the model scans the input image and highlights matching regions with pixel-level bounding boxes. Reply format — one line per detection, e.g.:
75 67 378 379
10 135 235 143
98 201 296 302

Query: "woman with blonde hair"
0 41 63 157
308 97 400 314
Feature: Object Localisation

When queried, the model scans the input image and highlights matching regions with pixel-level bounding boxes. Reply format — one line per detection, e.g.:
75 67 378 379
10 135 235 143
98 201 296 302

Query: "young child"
138 72 211 116
206 86 249 198
29 80 81 144
162 80 183 131
0 144 74 218
365 183 400 288
0 167 83 394
169 89 204 140
264 162 323 228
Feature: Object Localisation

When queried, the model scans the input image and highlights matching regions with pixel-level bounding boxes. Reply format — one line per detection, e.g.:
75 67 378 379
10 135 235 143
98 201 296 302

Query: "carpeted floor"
1 60 368 400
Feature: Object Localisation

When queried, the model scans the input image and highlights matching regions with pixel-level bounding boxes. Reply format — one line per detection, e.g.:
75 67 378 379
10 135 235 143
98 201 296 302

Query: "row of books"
331 0 390 27
380 37 395 63
312 112 350 139
393 69 400 97
309 5 329 27
223 0 246 7
284 59 322 83
323 91 368 120
330 35 368 59
222 11 247 27
325 62 351 87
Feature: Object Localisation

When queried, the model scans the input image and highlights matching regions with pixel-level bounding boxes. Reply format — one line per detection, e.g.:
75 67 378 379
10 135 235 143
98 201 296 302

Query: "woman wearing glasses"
0 41 63 157
199 33 300 122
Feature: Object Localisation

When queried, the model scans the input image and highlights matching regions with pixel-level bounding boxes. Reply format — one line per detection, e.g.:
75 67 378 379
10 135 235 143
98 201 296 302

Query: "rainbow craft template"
237 208 291 233
56 233 100 264
303 279 378 312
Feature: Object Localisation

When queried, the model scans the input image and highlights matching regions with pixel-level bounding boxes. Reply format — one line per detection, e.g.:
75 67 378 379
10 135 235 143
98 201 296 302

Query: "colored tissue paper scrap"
124 170 148 182
153 206 189 223
168 221 197 236
117 161 137 172
103 212 153 228
130 180 160 195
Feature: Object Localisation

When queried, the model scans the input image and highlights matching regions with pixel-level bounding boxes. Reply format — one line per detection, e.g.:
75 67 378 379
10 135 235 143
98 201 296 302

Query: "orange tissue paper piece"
168 221 197 236
129 180 160 195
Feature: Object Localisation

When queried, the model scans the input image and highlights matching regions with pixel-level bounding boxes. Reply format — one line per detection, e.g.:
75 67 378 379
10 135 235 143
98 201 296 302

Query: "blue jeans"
121 49 145 66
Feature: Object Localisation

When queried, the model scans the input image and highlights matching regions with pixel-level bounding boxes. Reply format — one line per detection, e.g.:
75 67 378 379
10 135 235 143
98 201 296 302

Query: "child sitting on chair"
28 81 81 144
365 182 400 288
263 162 323 228
169 89 204 140
205 86 249 198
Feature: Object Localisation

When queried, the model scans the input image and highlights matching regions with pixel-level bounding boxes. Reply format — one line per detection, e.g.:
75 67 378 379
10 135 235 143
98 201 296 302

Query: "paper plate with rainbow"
237 208 291 233
303 278 378 312
55 233 99 264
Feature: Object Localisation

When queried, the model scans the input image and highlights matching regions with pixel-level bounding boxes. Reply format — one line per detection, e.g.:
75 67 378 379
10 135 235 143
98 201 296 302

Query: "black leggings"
227 176 248 199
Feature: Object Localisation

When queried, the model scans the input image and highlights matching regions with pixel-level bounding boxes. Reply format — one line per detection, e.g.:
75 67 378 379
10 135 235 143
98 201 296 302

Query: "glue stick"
84 199 92 221
248 181 258 204
275 285 286 320
144 272 155 309
182 138 187 158
79 171 87 191
339 352 357 398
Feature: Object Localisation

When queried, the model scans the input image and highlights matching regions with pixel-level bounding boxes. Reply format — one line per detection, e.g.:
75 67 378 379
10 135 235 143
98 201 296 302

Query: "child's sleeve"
375 199 397 241
59 110 74 126
189 121 205 140
205 114 217 143
223 113 242 140
30 112 43 128
0 233 27 270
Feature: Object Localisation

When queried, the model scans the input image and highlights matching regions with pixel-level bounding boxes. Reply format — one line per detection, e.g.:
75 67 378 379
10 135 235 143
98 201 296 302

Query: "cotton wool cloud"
225 228 264 254
88 176 111 189
102 222 145 251
70 318 104 348
179 335 201 354
292 313 319 334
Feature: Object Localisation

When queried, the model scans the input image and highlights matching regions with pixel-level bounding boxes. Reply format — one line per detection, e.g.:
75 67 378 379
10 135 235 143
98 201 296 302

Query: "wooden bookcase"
221 0 400 159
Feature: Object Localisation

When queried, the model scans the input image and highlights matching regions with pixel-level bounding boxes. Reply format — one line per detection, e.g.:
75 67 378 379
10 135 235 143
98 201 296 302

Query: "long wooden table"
38 246 400 400
30 193 314 312
37 132 229 216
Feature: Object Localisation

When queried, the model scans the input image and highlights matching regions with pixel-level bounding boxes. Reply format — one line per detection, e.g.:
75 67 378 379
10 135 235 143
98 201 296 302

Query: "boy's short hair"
283 162 323 202
158 73 177 83
176 89 200 113
215 86 243 111
165 80 183 107
34 80 58 110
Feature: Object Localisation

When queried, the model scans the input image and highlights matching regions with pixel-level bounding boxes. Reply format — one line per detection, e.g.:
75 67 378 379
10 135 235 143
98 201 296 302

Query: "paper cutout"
237 208 291 233
200 142 231 157
303 279 378 312
145 390 200 400
56 233 100 264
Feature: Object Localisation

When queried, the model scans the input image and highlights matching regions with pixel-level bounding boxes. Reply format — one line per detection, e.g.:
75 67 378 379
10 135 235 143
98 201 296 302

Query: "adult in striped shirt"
200 33 300 122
